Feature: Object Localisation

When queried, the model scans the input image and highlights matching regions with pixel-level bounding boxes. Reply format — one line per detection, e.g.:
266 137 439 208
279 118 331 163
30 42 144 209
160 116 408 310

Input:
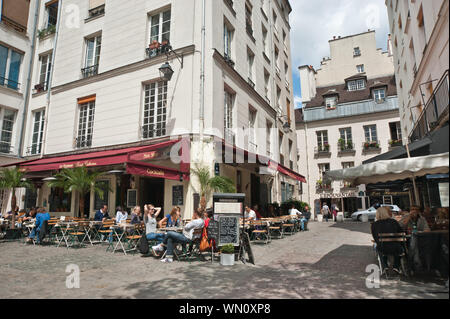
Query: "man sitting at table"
27 207 50 244
300 206 311 231
151 209 204 263
244 206 257 221
94 205 110 222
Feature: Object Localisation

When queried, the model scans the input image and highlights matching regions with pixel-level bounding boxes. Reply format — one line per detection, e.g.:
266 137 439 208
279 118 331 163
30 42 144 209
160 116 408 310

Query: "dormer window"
348 79 366 91
373 88 386 102
325 96 338 109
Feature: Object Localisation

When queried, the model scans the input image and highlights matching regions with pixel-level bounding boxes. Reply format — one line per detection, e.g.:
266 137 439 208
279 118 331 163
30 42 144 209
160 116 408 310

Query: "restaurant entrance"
139 177 164 213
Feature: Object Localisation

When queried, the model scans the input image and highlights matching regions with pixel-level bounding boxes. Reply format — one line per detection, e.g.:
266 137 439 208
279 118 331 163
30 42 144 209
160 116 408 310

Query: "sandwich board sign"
212 193 245 247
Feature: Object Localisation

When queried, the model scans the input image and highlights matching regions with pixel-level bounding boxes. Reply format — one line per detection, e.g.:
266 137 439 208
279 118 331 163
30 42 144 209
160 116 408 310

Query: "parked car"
351 205 402 221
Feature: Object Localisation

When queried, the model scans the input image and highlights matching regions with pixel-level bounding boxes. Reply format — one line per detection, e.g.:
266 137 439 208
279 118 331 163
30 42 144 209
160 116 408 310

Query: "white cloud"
290 0 390 72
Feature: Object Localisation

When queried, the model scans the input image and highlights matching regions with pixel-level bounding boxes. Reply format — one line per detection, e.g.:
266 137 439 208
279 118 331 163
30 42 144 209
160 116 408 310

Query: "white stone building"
2 0 304 218
296 31 406 218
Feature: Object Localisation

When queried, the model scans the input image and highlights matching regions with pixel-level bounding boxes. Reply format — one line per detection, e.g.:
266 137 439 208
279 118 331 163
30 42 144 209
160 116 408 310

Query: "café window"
94 180 110 210
49 187 72 213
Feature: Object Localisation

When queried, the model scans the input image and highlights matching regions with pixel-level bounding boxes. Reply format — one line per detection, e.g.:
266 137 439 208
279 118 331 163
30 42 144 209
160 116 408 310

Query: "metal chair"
377 232 410 279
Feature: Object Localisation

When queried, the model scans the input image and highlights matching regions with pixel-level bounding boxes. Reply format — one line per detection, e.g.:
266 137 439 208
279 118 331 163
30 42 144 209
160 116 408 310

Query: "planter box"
220 253 235 266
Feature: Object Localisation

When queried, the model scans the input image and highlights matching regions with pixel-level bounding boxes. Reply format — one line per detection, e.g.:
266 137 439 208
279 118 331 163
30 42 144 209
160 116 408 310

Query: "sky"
289 0 390 108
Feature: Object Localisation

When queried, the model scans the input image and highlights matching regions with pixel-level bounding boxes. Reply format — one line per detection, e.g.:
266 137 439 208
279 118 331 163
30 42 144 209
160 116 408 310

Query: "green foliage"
280 199 310 215
48 166 109 198
220 244 235 254
192 166 236 201
0 168 33 191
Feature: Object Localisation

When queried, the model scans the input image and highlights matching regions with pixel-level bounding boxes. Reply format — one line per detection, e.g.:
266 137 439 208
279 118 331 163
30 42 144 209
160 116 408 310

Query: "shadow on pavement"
328 222 372 235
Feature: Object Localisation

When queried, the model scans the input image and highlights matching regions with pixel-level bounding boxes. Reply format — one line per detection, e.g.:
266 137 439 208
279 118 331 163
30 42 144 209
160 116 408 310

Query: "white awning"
324 152 449 185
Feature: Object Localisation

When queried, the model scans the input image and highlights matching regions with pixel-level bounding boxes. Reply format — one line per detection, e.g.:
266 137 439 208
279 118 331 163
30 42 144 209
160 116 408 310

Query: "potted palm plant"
192 166 236 212
220 244 235 266
48 166 110 218
0 168 33 231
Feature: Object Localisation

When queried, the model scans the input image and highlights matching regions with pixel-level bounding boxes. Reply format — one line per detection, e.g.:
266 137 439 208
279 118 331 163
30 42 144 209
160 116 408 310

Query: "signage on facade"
320 192 357 199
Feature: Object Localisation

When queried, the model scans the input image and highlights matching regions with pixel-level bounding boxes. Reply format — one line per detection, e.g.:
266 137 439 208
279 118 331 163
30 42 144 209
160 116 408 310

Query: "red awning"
126 162 190 181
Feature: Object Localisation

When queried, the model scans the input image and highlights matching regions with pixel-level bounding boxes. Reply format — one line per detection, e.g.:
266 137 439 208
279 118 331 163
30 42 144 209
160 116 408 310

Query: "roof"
304 75 397 109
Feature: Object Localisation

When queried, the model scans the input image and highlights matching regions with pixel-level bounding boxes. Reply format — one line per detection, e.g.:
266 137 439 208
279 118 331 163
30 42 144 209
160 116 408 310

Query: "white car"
351 205 402 221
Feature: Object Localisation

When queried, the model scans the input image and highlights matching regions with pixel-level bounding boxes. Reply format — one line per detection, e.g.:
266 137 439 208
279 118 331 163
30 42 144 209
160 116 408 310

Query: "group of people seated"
371 205 449 274
242 204 311 231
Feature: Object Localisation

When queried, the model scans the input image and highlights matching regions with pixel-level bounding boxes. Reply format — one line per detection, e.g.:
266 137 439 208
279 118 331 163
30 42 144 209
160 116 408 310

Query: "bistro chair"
268 219 283 239
281 221 295 237
124 224 145 254
250 220 270 244
376 232 410 278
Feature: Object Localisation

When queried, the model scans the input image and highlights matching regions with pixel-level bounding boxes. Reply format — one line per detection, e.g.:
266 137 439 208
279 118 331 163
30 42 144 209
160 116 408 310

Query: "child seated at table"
152 209 204 263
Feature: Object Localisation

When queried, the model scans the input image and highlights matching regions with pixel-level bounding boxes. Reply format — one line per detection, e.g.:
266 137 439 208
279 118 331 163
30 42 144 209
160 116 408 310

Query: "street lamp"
277 115 291 133
159 62 174 81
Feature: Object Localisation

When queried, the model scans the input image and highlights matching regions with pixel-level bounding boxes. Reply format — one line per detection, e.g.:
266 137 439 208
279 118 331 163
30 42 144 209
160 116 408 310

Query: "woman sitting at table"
26 207 50 244
115 206 128 224
144 204 165 245
399 205 430 233
158 208 181 228
130 206 143 224
152 209 205 263
371 206 404 271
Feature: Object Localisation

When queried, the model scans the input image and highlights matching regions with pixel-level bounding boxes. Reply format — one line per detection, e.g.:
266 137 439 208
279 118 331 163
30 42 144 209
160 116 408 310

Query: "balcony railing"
410 70 449 142
315 145 331 156
0 76 20 91
88 4 105 19
363 140 381 151
0 143 13 154
340 182 358 191
338 141 355 154
81 65 99 78
75 137 92 149
224 54 235 68
316 182 332 192
146 41 171 59
33 82 48 94
27 145 42 156
142 124 166 139
38 24 56 39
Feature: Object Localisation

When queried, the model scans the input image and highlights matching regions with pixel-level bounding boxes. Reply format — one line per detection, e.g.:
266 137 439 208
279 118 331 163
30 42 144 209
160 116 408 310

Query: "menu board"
218 216 240 246
172 185 184 206
207 219 219 241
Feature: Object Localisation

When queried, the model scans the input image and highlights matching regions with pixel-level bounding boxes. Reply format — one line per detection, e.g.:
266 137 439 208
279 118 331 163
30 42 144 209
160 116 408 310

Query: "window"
224 22 234 59
46 0 59 28
224 89 234 144
364 125 378 142
281 182 287 202
88 0 105 18
0 44 23 91
49 187 71 213
266 121 272 156
316 131 329 152
272 10 278 31
339 127 353 145
150 9 171 44
373 88 386 102
318 163 330 179
38 52 52 91
274 46 280 74
325 96 337 109
342 162 354 169
245 1 253 35
289 139 293 169
249 107 257 151
276 86 281 110
247 49 255 86
279 132 284 164
264 70 270 101
94 180 110 210
262 25 270 58
30 110 45 155
83 35 101 78
347 79 366 91
389 122 402 141
357 64 365 73
284 62 289 86
353 47 361 57
0 189 9 215
76 97 96 148
0 108 16 154
286 98 291 124
143 81 168 139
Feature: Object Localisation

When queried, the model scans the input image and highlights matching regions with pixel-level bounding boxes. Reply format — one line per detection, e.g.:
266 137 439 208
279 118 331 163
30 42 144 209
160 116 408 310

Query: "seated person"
158 208 181 228
300 206 311 231
253 205 263 219
115 206 128 224
27 208 51 244
203 208 216 250
244 206 257 221
371 207 405 270
152 209 205 263
130 206 143 224
399 205 430 233
94 205 110 222
144 204 164 244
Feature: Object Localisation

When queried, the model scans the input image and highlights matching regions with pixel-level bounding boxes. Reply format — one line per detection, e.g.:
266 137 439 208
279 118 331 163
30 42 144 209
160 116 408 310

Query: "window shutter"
2 0 30 31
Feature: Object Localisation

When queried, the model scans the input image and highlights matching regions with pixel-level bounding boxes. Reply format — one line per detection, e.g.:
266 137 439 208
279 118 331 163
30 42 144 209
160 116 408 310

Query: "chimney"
333 36 336 40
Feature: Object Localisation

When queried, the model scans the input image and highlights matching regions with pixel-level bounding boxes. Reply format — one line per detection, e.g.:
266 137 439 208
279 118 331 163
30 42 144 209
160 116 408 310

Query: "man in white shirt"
289 204 301 225
115 206 128 224
152 209 204 263
244 206 257 221
322 203 330 222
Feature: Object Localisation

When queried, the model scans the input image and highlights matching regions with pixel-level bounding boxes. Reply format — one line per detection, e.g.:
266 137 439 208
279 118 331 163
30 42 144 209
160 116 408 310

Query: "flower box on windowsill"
389 139 403 148
38 25 56 40
363 142 380 151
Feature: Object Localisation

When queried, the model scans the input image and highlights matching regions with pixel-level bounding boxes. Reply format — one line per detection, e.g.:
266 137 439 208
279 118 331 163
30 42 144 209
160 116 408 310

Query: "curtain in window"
8 51 22 90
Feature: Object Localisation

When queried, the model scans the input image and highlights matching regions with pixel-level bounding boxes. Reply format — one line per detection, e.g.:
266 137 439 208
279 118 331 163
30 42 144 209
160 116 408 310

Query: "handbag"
199 227 211 252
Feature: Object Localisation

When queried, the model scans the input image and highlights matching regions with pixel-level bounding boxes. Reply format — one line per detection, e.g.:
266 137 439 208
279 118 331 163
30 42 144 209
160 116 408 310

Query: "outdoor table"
413 230 449 275
110 224 135 255
158 227 183 233
84 221 103 245
56 221 79 248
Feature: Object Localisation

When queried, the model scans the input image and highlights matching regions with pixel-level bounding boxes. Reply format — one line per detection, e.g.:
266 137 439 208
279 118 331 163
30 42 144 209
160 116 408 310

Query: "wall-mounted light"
159 62 174 81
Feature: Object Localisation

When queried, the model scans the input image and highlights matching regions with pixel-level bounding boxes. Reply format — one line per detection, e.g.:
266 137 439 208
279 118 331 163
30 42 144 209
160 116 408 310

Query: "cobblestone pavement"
0 221 448 299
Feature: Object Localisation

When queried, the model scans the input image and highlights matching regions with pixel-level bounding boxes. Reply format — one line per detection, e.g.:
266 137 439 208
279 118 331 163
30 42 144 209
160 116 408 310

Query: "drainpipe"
17 0 40 158
303 121 312 214
199 0 206 145
40 0 63 158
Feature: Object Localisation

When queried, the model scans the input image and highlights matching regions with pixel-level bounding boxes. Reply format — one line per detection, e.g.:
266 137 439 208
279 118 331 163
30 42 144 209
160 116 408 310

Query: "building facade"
297 31 406 218
2 0 304 218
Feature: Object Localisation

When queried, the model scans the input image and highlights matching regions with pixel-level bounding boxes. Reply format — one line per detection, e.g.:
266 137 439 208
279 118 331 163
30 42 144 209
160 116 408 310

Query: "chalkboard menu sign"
218 216 239 246
172 185 184 206
207 219 219 241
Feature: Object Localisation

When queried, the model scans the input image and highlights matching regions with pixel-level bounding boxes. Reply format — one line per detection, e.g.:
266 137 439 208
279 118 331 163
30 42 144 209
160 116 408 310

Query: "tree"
192 166 236 211
48 166 109 218
0 168 33 229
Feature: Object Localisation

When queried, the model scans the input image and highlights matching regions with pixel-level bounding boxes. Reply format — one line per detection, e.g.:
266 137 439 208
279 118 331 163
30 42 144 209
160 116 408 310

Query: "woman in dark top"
371 207 405 269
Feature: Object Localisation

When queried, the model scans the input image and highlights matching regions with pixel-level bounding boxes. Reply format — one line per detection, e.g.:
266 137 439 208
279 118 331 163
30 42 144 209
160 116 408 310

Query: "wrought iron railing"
33 82 48 94
88 5 105 19
362 140 380 151
0 76 20 91
338 141 355 153
0 143 13 154
409 70 449 142
81 65 99 78
315 145 330 155
75 137 92 149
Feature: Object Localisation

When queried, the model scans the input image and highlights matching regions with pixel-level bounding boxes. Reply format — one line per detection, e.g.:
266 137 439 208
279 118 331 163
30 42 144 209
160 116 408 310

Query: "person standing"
322 203 330 222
